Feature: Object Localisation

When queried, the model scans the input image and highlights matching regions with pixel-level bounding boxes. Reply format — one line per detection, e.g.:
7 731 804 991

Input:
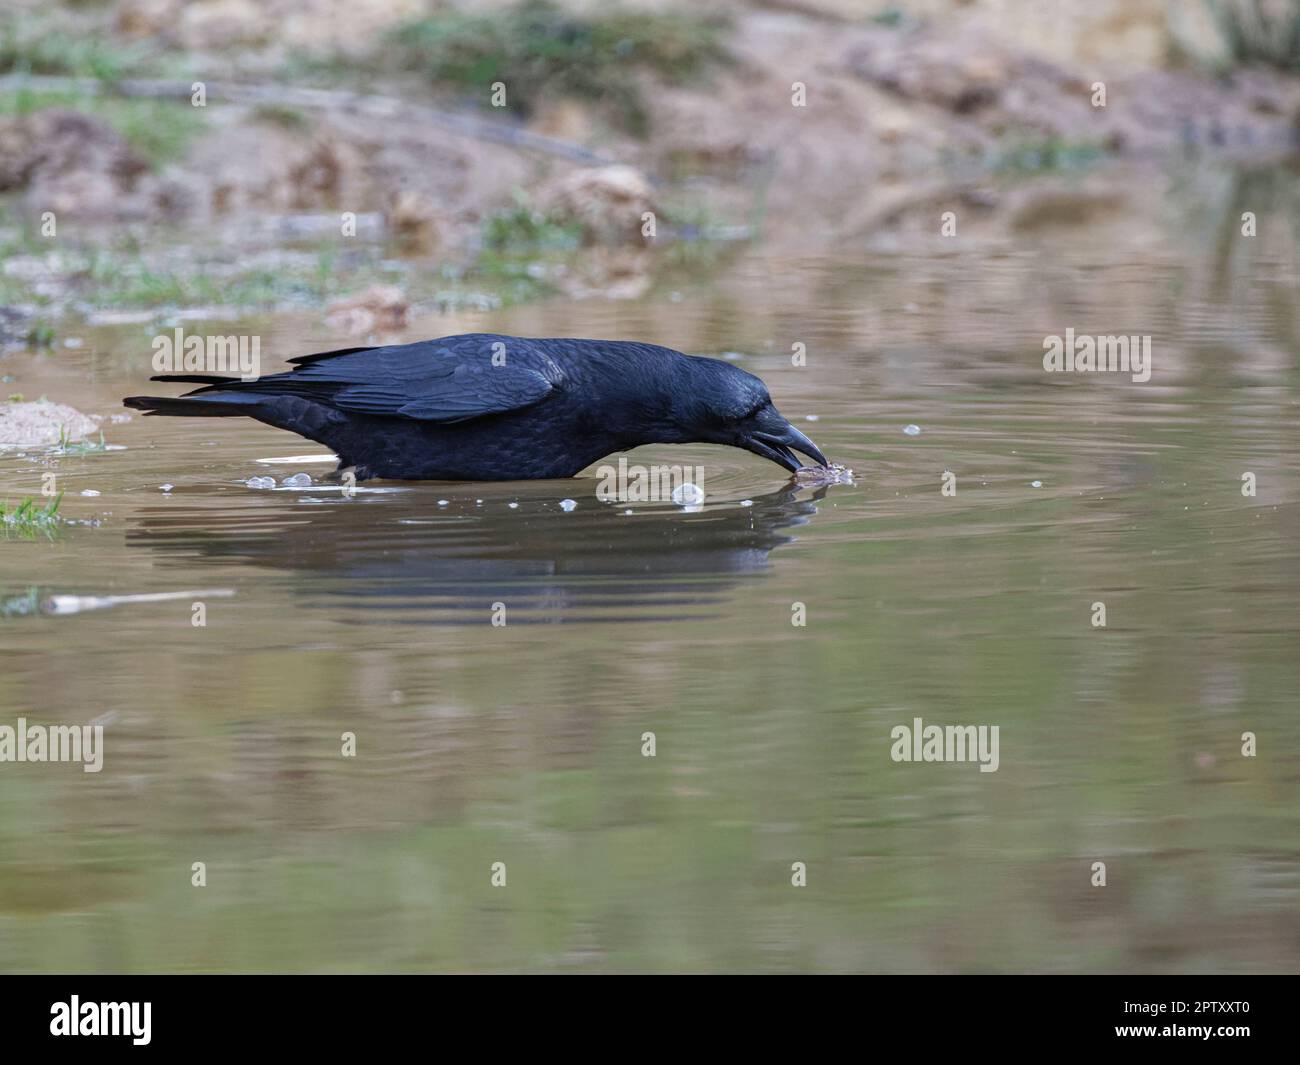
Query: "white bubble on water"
245 476 276 489
671 482 705 506
559 498 577 511
80 489 100 497
282 472 312 487
1031 480 1043 488
903 424 921 436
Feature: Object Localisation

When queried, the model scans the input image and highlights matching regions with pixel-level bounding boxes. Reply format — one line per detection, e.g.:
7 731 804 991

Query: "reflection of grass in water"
383 0 732 137
477 191 742 299
0 234 564 314
468 252 560 305
0 493 61 538
0 88 208 168
654 234 742 276
0 210 739 315
0 586 41 616
475 195 579 302
23 319 55 348
482 198 583 253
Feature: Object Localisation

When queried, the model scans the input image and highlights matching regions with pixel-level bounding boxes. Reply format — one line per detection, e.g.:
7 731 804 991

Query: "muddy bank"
0 109 166 220
1 0 1298 329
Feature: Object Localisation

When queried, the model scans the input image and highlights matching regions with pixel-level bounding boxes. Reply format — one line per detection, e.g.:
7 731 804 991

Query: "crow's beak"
741 407 828 474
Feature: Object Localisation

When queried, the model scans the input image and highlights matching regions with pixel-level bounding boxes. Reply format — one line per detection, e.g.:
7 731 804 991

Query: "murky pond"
2 164 1299 973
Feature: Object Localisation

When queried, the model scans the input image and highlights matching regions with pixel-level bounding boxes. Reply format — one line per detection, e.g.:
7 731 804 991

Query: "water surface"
2 164 1299 972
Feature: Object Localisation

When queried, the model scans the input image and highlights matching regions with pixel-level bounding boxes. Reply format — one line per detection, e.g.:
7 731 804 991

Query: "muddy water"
2 167 1300 973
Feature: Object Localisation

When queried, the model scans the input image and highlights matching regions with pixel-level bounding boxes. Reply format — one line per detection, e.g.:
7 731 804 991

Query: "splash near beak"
742 409 828 473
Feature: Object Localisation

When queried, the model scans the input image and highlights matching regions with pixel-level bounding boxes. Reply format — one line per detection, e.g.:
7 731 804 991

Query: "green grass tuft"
56 427 107 455
482 197 582 252
0 586 43 616
0 492 63 538
385 0 732 136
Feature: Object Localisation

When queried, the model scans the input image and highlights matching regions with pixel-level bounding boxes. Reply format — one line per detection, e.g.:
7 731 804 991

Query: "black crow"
123 333 827 481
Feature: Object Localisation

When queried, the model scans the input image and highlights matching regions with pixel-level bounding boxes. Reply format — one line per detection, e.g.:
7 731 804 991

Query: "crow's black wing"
163 334 563 424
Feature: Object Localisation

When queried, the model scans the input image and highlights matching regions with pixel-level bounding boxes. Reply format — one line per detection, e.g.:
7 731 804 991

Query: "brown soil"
3 1 1298 253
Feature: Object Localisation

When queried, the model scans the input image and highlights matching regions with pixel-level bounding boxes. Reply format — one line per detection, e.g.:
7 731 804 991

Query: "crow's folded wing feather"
189 337 563 424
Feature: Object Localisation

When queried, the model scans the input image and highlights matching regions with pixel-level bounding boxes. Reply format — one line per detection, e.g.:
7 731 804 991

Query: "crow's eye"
719 400 763 428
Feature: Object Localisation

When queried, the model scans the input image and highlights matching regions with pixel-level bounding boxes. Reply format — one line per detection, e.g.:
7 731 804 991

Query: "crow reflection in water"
126 484 827 624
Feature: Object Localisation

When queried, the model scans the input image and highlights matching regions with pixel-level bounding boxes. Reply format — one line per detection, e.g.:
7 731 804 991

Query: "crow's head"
663 357 827 474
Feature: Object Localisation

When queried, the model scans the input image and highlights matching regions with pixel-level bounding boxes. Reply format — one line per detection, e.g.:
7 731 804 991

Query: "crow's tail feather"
123 393 257 417
148 373 242 385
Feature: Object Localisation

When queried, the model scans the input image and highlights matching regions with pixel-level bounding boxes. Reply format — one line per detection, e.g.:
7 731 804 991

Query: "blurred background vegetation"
1 0 1299 338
